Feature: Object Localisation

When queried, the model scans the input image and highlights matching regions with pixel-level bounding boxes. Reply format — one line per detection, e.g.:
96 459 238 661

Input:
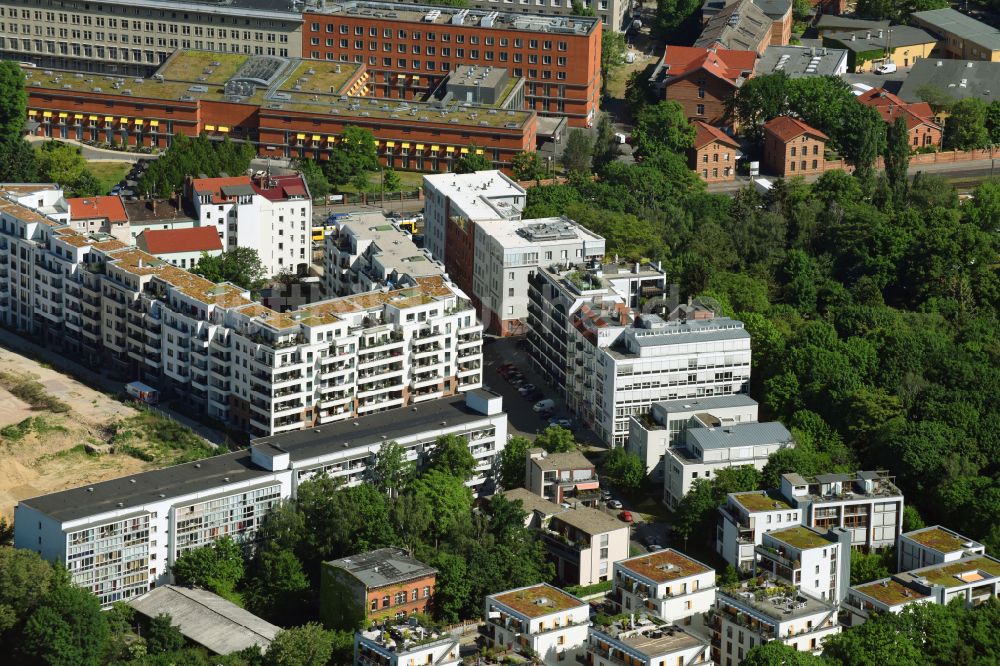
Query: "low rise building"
612 549 717 623
710 583 841 663
897 525 986 572
542 506 630 587
122 198 198 243
703 0 793 46
762 115 828 177
910 8 1000 61
843 577 933 625
136 227 224 270
754 45 849 78
66 196 130 243
689 120 741 181
821 25 937 72
321 548 437 630
526 449 600 507
355 621 460 666
483 584 590 665
717 491 803 570
695 0 778 54
653 46 758 127
815 15 889 37
898 59 1000 105
754 526 851 603
587 617 711 666
857 88 942 150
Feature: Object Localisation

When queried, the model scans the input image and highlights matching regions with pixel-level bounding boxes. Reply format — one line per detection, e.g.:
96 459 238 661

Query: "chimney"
878 29 883 38
851 33 856 41
866 31 871 39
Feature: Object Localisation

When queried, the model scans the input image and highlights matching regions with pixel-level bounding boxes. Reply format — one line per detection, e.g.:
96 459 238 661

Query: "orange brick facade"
690 123 740 182
665 75 738 127
763 119 828 177
301 11 601 127
365 572 437 624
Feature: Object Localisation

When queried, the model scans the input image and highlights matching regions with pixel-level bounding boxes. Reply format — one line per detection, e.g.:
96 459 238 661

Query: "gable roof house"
653 45 758 127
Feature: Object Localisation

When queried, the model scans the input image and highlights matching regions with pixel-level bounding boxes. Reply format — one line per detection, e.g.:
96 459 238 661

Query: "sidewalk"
26 135 153 162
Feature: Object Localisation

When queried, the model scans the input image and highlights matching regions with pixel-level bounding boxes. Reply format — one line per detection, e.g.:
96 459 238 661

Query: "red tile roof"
67 196 128 223
661 45 758 85
856 88 940 131
692 121 741 149
764 115 829 142
138 226 223 255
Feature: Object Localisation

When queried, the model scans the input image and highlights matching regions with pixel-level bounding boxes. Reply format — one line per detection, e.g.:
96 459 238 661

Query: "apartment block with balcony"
526 449 600 507
586 617 711 666
323 212 444 297
897 525 986 573
612 549 716 624
709 582 841 664
354 621 460 666
542 506 630 587
483 583 590 666
843 577 933 626
753 526 851 603
716 491 802 571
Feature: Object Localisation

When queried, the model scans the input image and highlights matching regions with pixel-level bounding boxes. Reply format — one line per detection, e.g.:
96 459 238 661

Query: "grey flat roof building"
823 25 937 52
898 59 1000 104
911 8 1000 52
815 15 889 33
652 394 759 415
755 45 848 77
326 548 437 589
687 421 792 450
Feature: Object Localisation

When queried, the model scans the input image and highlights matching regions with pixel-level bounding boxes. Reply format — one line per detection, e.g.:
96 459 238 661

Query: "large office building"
388 0 630 32
0 183 483 437
14 389 507 607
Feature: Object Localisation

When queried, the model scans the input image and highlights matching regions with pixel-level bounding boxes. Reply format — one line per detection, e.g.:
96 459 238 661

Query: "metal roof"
687 421 791 450
326 548 437 589
912 8 1000 51
652 394 758 415
898 59 1000 104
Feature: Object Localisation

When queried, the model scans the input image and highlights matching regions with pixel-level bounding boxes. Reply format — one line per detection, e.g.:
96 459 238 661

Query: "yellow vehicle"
312 224 335 244
396 219 417 234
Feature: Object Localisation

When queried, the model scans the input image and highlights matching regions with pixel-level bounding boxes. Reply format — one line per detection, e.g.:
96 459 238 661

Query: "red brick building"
857 89 943 151
301 3 601 127
762 115 829 177
658 46 758 127
689 121 741 181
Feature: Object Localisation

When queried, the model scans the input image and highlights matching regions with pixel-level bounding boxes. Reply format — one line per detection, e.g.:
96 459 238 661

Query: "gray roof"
528 449 594 472
695 0 773 52
326 548 437 589
816 15 889 32
815 473 853 483
501 487 565 516
129 586 280 655
822 25 937 52
623 325 751 349
898 59 1000 104
687 421 791 450
911 8 1000 51
652 394 758 415
702 0 790 19
551 505 628 536
755 45 848 77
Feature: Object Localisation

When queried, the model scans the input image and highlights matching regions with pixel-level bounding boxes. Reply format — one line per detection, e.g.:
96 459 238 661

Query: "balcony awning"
134 119 143 125
415 143 424 150
119 117 128 123
401 142 410 149
42 111 52 118
73 114 83 120
205 124 216 131
385 141 395 148
460 147 469 154
218 126 229 133
149 120 159 127
575 481 599 491
311 134 321 141
104 116 114 122
58 112 68 119
430 145 439 151
475 148 485 155
89 115 98 121
296 133 306 140
446 146 455 153
27 110 36 116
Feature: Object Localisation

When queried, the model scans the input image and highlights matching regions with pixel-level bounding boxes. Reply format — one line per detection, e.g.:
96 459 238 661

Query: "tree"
296 158 330 199
70 170 102 198
498 435 532 490
453 148 492 174
22 584 110 666
633 101 696 157
192 246 269 288
145 613 185 655
943 98 990 150
600 31 626 94
511 151 544 182
792 0 812 20
902 505 925 532
571 0 596 15
170 536 245 602
138 134 256 197
592 114 620 173
323 126 379 186
245 546 309 623
673 467 761 546
884 115 910 204
296 477 395 567
850 549 892 585
0 61 28 143
986 100 1000 144
534 425 577 453
263 623 335 666
655 0 704 33
0 138 38 182
0 547 58 640
381 167 401 194
727 74 790 145
744 641 826 665
369 440 412 496
602 447 645 493
35 141 87 186
427 433 476 480
561 129 593 175
409 470 473 547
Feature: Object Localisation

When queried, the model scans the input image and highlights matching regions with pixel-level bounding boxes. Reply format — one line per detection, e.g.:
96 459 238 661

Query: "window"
698 87 705 99
791 147 796 157
696 104 705 115
423 586 430 598
508 288 514 297
370 599 378 611
382 595 390 608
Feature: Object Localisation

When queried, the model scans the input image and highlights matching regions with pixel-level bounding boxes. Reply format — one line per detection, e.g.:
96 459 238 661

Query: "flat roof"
500 488 565 516
527 449 593 472
252 394 496 463
731 490 793 513
598 623 706 658
129 586 280 655
551 506 628 536
422 170 526 221
618 549 712 584
756 45 847 77
478 216 604 249
72 0 302 20
852 578 929 607
903 526 980 554
337 215 443 279
326 548 437 588
652 394 758 415
823 25 937 52
490 584 585 618
900 555 1000 588
688 421 791 450
766 526 831 550
720 586 835 621
623 317 749 348
897 59 1000 104
816 15 889 31
912 8 1000 50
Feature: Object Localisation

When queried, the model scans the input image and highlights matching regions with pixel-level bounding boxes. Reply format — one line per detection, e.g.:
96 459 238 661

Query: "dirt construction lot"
0 347 213 521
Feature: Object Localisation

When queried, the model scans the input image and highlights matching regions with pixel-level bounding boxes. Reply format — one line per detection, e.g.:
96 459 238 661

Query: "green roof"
767 526 831 550
731 491 792 512
918 556 1000 588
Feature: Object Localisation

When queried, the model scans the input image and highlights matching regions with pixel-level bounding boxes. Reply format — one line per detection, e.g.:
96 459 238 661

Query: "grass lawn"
338 169 425 194
606 56 655 99
87 162 132 195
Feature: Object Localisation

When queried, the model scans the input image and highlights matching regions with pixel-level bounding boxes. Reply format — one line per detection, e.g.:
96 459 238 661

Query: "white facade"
355 623 460 666
897 525 986 572
612 549 717 623
754 526 851 603
843 577 933 625
187 174 312 277
717 492 803 571
542 507 630 587
484 584 590 666
15 391 507 608
587 619 711 666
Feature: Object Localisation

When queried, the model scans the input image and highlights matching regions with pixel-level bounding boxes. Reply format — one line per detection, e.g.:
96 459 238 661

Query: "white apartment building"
754 526 851 603
897 525 986 572
843 577 933 625
526 448 600 506
185 174 312 277
14 390 507 608
483 583 590 666
471 217 605 335
0 0 301 75
542 506 630 587
323 212 444 297
0 184 483 437
717 491 803 570
355 622 460 666
711 584 841 664
612 549 717 623
422 170 525 266
587 618 711 666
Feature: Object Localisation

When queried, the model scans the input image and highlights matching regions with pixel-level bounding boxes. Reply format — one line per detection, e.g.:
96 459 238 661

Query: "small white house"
483 583 590 665
612 549 716 623
897 525 986 572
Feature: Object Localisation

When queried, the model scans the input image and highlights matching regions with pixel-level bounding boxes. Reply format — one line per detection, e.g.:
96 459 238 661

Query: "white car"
607 500 623 509
532 399 556 412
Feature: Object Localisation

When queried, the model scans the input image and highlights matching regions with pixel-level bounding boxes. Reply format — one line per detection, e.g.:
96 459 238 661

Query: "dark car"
523 389 543 401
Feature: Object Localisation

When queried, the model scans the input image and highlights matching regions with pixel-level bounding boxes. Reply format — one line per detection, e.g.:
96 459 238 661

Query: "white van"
875 61 897 74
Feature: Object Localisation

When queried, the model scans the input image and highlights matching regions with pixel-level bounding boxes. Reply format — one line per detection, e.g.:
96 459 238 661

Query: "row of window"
309 23 568 51
0 6 291 29
5 37 290 58
5 21 289 42
369 586 433 611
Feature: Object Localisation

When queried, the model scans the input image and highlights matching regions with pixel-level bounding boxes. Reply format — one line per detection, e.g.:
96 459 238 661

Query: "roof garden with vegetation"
906 527 971 553
731 490 792 512
767 526 831 550
491 584 583 618
854 579 928 606
620 549 712 583
916 556 1000 588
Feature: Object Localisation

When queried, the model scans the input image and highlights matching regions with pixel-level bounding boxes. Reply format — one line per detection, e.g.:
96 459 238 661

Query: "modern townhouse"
717 491 803 570
527 259 667 393
843 577 933 625
587 617 712 666
66 195 130 242
611 549 717 624
14 390 506 608
526 448 601 507
323 212 444 297
753 526 851 603
483 583 590 665
709 582 841 664
541 506 630 588
355 620 460 666
184 174 312 277
897 525 986 572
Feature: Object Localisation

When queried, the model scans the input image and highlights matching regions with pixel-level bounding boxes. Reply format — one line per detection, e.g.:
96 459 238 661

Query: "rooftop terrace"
720 583 834 621
595 619 706 657
731 490 793 513
490 584 585 619
906 556 1000 588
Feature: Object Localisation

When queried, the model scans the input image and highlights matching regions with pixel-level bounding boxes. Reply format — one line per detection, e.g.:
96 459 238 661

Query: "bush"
0 373 70 413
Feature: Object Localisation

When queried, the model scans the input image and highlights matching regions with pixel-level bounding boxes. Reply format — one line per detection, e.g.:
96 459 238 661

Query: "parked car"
498 363 517 374
619 510 634 523
549 418 573 428
607 499 623 509
523 389 543 401
517 383 538 396
647 544 663 552
600 489 612 501
539 407 555 418
509 376 526 388
875 61 897 74
533 400 556 412
505 372 524 384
